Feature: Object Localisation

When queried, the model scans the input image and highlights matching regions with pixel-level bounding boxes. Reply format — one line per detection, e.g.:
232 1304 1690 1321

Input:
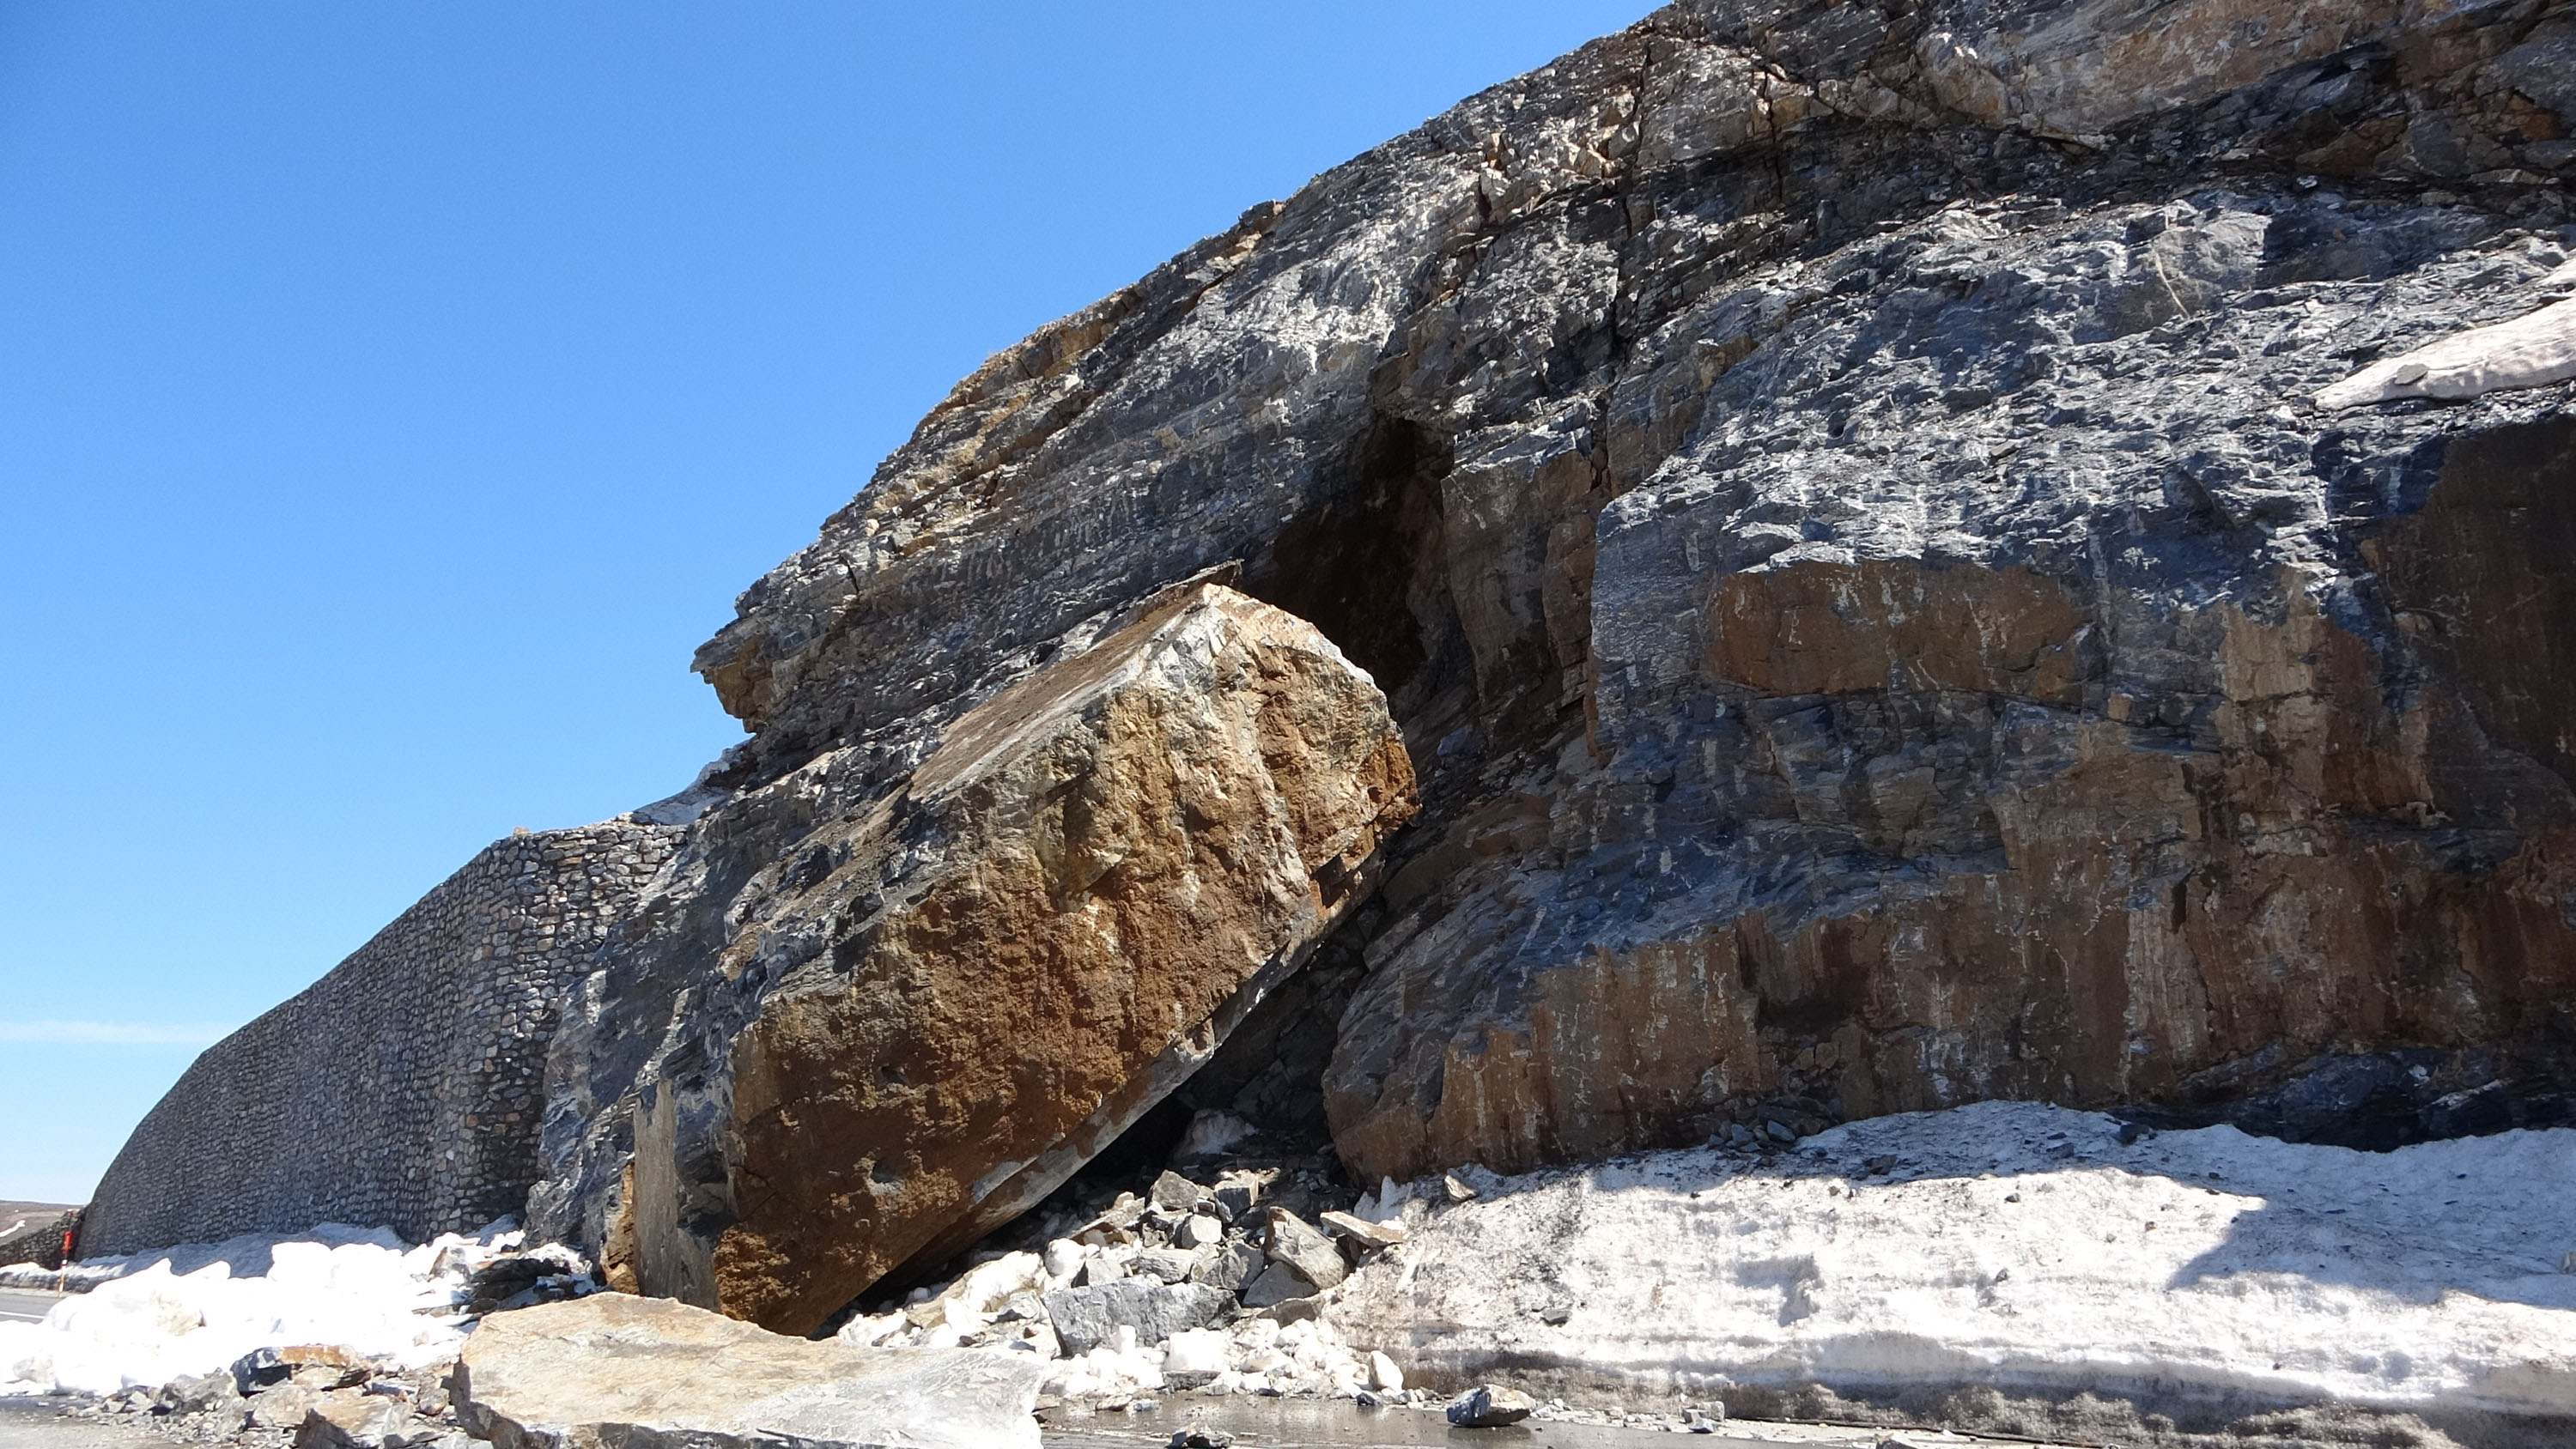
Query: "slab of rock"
540 583 1413 1331
1189 1239 1266 1294
1040 1281 1232 1358
1261 1209 1346 1290
455 1294 1046 1449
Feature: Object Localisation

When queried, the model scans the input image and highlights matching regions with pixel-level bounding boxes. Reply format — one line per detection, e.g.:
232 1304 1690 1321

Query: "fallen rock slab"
455 1294 1047 1449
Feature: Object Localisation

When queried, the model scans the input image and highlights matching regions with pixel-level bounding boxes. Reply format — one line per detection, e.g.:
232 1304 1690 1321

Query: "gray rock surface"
456 1294 1045 1449
1039 1281 1231 1358
547 0 2576 1222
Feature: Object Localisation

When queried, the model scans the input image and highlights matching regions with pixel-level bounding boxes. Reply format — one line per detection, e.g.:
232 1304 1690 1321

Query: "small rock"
1864 1155 1899 1174
1164 1428 1232 1449
1447 1385 1537 1428
1188 1238 1266 1294
247 1386 325 1432
1076 1255 1127 1287
151 1371 240 1416
1212 1170 1270 1222
297 1390 434 1449
1365 1351 1404 1392
1132 1247 1197 1284
1262 1208 1347 1289
1442 1173 1479 1203
1151 1171 1208 1214
1318 1210 1405 1250
1176 1215 1225 1250
1238 1261 1318 1309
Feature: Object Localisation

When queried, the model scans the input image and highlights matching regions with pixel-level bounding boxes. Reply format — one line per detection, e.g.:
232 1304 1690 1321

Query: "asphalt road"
0 1291 61 1325
0 1400 182 1449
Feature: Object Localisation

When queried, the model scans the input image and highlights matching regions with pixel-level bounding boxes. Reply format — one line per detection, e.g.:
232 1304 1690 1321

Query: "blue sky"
0 3 1650 1204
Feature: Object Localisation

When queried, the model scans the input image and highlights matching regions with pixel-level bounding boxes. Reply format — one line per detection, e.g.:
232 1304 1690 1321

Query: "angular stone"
1039 1281 1232 1358
1317 1210 1404 1251
455 1294 1046 1449
296 1391 436 1449
1237 1262 1315 1311
1261 1209 1346 1290
1188 1239 1266 1294
546 583 1414 1332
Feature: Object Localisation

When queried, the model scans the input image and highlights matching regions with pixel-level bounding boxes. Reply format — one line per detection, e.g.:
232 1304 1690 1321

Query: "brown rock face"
1327 421 2576 1182
562 585 1413 1333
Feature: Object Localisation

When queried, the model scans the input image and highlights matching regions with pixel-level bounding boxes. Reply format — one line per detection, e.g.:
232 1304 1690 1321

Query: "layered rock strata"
83 823 677 1255
533 584 1413 1333
610 0 2576 1200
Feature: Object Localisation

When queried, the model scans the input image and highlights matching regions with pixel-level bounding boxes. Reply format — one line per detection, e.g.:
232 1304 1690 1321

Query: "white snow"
2314 292 2576 408
0 1220 536 1397
1327 1101 2576 1422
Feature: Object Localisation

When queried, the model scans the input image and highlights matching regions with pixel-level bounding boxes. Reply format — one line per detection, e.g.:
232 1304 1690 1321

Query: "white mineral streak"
0 1222 526 1397
2315 294 2576 408
1328 1102 2576 1421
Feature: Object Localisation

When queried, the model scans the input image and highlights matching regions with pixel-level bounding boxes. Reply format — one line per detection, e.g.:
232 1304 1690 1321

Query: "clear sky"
0 2 1652 1205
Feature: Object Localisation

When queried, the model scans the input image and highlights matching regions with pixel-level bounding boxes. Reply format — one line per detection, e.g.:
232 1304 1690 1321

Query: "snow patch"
2314 294 2576 408
1327 1101 2576 1422
0 1221 532 1397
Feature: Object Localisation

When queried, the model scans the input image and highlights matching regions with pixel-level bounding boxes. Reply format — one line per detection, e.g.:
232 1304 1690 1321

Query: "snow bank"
1327 1102 2576 1422
0 1222 536 1397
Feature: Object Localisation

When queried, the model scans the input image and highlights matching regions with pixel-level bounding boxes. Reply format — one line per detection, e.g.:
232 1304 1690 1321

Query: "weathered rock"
455 1294 1045 1449
1261 1209 1346 1291
1189 1239 1267 1294
1040 1281 1233 1358
1448 1385 1536 1428
515 0 2576 1229
295 1391 434 1449
1238 1262 1317 1310
1317 1210 1404 1250
246 1386 325 1433
150 1372 239 1416
538 583 1413 1331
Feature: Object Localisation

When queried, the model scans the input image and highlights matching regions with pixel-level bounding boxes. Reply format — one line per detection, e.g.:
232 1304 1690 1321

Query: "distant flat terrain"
0 1206 74 1252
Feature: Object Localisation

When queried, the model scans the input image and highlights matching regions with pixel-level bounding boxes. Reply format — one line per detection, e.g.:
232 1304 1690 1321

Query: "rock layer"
614 0 2576 1196
536 584 1413 1332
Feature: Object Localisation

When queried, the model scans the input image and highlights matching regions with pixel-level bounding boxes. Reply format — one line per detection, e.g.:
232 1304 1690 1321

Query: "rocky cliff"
97 0 2576 1340
540 0 2576 1279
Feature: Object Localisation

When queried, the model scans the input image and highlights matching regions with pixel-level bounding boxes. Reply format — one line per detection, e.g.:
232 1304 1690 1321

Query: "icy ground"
1328 1101 2576 1423
0 1223 540 1397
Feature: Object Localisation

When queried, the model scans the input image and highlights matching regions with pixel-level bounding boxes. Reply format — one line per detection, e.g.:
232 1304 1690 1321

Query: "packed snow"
1327 1101 2576 1422
0 1221 546 1397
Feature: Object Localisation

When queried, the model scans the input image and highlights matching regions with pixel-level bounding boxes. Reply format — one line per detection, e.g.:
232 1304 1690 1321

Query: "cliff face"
516 0 2576 1319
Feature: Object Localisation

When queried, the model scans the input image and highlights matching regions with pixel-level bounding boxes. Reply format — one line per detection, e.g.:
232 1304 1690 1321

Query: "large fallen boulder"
536 582 1414 1332
455 1294 1047 1449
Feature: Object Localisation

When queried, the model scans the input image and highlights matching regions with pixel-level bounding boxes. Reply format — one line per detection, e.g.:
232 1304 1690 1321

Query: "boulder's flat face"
456 1294 1045 1449
538 585 1413 1332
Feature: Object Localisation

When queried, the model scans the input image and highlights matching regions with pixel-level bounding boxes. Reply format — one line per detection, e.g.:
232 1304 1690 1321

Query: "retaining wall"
82 821 677 1255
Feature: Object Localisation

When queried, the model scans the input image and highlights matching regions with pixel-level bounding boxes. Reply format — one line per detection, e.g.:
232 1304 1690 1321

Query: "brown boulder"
556 583 1413 1332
